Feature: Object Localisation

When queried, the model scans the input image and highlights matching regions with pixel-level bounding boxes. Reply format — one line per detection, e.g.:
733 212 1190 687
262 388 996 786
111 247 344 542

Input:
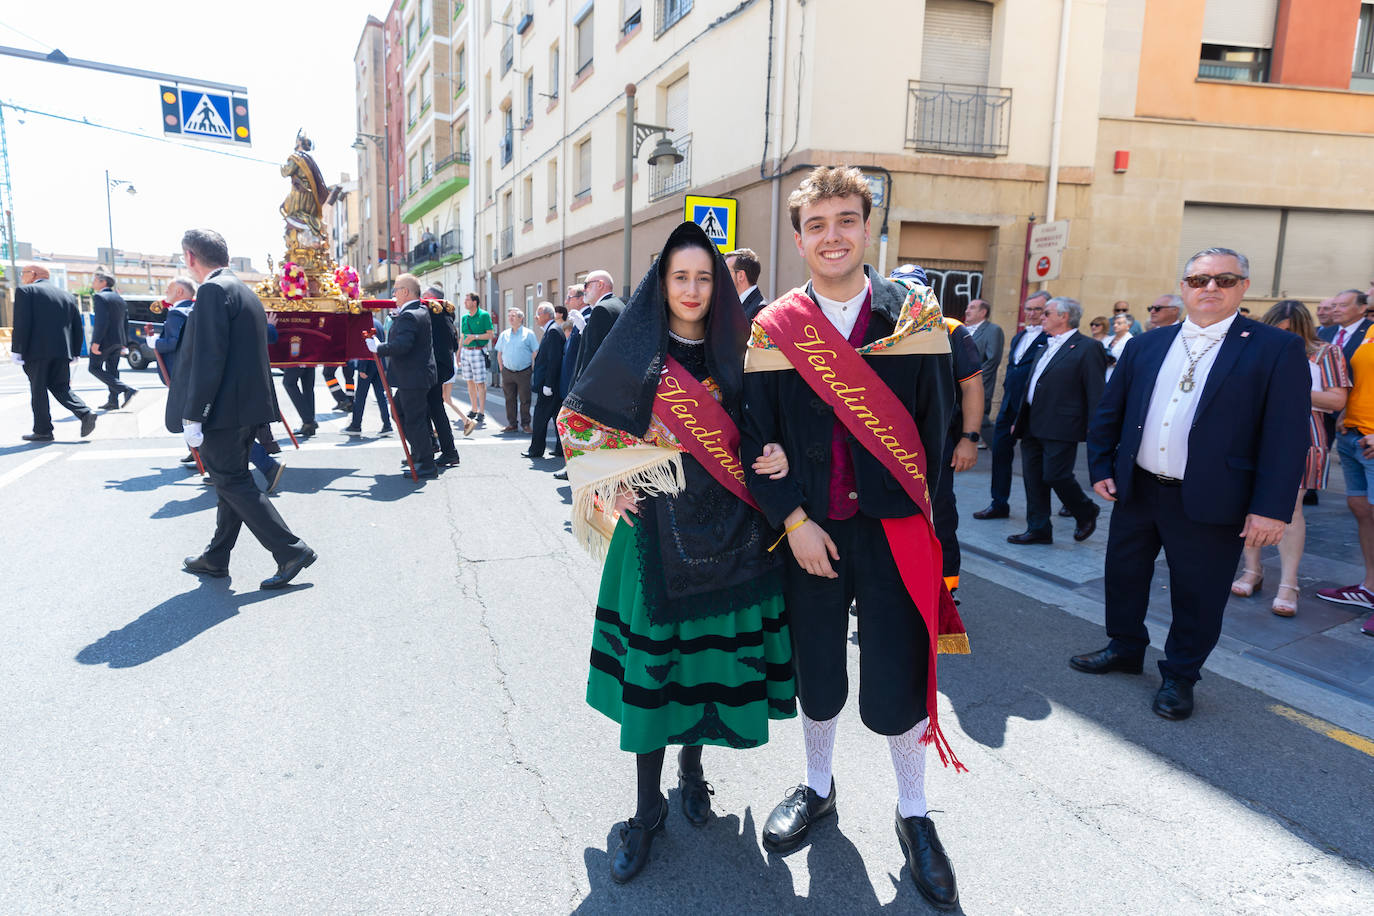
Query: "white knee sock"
801 711 838 797
888 717 929 819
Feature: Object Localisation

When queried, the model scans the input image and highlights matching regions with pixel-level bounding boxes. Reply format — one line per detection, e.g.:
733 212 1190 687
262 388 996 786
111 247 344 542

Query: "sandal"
1230 569 1263 597
1272 584 1299 617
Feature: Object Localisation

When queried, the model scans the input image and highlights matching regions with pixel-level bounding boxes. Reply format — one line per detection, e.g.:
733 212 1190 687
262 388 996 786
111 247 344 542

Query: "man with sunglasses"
1146 294 1184 330
1113 300 1143 336
1073 248 1309 720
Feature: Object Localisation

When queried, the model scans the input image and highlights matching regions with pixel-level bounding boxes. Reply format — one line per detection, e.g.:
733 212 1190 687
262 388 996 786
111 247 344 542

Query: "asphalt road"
1 361 1371 914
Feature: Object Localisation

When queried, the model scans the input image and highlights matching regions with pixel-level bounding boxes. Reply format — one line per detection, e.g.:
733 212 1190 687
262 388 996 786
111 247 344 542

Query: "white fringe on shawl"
566 443 686 561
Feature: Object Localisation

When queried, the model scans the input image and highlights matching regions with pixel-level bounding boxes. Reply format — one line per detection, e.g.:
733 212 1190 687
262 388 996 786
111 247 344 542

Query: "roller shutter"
1278 210 1374 298
1201 0 1278 49
921 0 993 86
1176 204 1280 296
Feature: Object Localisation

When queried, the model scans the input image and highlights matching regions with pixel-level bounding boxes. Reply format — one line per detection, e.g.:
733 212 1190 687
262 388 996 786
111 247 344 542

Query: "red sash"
756 290 967 771
653 356 760 511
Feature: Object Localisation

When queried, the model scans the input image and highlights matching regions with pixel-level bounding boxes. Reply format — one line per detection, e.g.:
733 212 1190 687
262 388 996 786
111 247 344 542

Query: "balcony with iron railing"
904 80 1011 158
501 36 514 76
655 0 692 38
407 229 463 272
1197 59 1268 82
399 152 472 224
648 132 691 202
499 226 514 261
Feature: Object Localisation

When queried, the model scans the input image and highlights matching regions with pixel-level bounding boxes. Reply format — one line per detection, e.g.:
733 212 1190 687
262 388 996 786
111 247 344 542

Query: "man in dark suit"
524 301 565 459
1317 288 1371 363
168 229 315 590
11 264 97 441
963 298 1004 445
152 276 197 383
423 284 464 466
1072 247 1309 720
973 290 1050 519
571 269 624 380
367 273 438 478
1007 297 1107 545
89 267 137 410
726 247 767 319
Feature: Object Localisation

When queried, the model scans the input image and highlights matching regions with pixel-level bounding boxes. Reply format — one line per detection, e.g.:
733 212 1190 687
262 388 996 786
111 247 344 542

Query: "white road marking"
0 450 65 489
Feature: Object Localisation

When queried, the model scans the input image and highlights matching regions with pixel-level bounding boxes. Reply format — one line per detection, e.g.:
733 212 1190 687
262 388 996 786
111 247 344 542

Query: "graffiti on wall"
922 268 984 321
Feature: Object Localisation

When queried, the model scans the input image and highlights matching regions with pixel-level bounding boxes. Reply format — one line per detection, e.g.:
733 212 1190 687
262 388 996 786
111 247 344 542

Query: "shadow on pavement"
0 442 52 457
74 579 312 668
344 472 432 501
150 485 218 518
106 467 195 492
942 574 1374 865
269 466 358 495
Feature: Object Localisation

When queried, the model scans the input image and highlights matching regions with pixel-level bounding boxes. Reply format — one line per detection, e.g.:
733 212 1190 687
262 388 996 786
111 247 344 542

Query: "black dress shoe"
296 424 317 438
179 452 198 465
414 464 439 479
98 399 119 411
437 452 461 467
1069 645 1145 675
972 503 1010 520
1058 505 1074 518
80 413 97 437
1073 506 1100 542
895 811 959 910
609 796 667 884
121 389 137 407
678 751 713 827
762 781 837 854
183 554 228 578
1153 676 1195 720
260 548 317 590
553 470 569 480
21 432 54 442
520 450 544 459
1007 529 1053 545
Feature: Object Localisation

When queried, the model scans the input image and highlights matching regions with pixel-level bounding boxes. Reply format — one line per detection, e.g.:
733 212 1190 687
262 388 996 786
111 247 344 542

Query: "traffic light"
160 85 181 136
231 96 251 145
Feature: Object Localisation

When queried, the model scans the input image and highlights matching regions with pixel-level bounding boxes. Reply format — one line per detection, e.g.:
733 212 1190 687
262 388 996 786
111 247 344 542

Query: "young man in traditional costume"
741 166 969 910
559 222 795 884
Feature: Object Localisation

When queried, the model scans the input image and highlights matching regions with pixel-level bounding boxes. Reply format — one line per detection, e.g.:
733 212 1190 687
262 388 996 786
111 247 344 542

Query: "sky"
0 0 385 273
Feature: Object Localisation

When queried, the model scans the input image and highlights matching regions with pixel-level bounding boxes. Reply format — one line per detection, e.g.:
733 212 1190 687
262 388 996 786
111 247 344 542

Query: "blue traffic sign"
160 85 251 146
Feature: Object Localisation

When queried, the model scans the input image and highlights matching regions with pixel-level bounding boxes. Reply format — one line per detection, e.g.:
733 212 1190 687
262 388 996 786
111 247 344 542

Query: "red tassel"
921 721 968 774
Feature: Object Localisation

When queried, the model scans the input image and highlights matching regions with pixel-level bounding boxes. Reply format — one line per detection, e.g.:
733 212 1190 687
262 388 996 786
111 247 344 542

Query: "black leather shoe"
895 811 958 910
296 424 317 438
520 450 544 459
972 503 1009 520
260 548 317 590
1073 506 1100 542
553 470 569 480
415 464 439 479
22 432 54 442
1058 505 1074 518
80 413 97 437
762 782 837 854
437 452 461 467
1007 529 1052 545
1152 676 1195 720
121 389 137 408
183 554 228 578
609 796 667 884
98 399 119 411
678 752 713 827
179 452 198 464
1069 645 1144 675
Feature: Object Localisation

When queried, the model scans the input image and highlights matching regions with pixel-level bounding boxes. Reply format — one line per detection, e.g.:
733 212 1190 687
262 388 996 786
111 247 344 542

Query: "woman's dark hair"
554 304 568 320
1261 298 1319 354
657 233 718 302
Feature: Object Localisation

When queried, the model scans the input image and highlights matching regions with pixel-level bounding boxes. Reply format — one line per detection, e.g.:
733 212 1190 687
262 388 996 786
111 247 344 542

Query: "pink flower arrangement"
335 265 361 299
280 261 308 300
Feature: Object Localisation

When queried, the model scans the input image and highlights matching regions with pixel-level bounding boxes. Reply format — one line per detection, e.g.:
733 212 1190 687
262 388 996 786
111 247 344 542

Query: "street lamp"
353 131 393 290
104 170 136 274
622 83 683 298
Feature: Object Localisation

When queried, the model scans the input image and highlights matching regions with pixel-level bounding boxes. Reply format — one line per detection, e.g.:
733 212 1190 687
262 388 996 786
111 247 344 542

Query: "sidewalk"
951 449 1374 709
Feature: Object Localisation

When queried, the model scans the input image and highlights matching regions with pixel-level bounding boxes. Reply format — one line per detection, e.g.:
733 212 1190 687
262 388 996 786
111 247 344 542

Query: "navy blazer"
1016 330 1108 442
531 320 566 398
12 279 84 360
154 299 194 381
1317 318 1370 367
376 302 437 390
91 288 129 349
998 327 1049 419
1087 316 1310 526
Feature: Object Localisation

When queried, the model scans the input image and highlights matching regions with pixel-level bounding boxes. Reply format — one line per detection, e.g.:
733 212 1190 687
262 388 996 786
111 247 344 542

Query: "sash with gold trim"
654 355 760 511
749 282 970 770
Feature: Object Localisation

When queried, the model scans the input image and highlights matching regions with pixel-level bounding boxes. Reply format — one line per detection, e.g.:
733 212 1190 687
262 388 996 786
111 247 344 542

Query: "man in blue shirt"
494 306 538 432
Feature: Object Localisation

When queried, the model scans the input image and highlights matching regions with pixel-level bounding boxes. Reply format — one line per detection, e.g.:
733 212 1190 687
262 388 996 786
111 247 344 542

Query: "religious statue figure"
280 129 333 246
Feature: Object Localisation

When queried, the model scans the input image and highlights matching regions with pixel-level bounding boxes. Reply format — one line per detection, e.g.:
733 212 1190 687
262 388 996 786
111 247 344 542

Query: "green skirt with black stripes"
587 520 797 754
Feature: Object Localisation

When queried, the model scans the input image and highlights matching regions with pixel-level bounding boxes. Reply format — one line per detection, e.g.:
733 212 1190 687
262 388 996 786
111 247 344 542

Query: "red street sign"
1035 256 1051 277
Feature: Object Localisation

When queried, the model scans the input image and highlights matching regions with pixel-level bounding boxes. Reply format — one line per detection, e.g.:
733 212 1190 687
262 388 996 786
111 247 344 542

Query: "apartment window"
408 153 418 191
655 0 692 38
1198 0 1276 82
1198 45 1269 82
364 195 371 219
522 174 533 225
575 137 592 197
419 0 432 35
548 42 560 98
406 16 418 58
623 0 642 36
421 139 434 181
484 158 492 199
407 86 419 126
484 72 492 115
484 0 492 30
455 45 467 92
1355 2 1374 76
501 106 514 165
547 158 558 212
421 65 433 110
524 72 535 126
575 3 594 75
456 123 468 158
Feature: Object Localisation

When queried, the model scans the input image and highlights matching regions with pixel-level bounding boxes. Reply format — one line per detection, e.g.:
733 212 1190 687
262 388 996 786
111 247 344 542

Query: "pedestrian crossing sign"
160 85 252 146
685 195 737 252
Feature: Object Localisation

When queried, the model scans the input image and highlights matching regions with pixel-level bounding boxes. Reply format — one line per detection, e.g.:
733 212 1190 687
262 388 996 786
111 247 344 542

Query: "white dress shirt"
1012 326 1044 363
741 284 759 303
1025 329 1075 404
814 280 870 340
1334 318 1365 349
963 319 984 335
1136 313 1238 478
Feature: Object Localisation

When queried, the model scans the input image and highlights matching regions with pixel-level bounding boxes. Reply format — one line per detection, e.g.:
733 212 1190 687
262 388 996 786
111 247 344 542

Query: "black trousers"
200 425 305 566
395 386 435 468
349 361 390 429
784 514 929 736
281 367 316 427
25 358 92 434
528 392 563 457
987 401 1018 509
88 350 133 398
1021 434 1095 532
932 429 960 582
425 383 457 458
1104 470 1245 683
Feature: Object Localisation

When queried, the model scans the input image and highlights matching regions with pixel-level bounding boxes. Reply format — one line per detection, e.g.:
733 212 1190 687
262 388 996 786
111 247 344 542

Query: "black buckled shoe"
260 547 316 590
972 503 1010 520
678 752 713 827
183 554 228 578
609 796 667 884
1152 676 1195 720
896 811 958 910
762 781 837 854
1069 645 1145 675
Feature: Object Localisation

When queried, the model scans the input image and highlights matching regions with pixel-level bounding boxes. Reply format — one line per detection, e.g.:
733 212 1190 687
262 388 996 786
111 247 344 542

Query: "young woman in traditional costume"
558 221 795 884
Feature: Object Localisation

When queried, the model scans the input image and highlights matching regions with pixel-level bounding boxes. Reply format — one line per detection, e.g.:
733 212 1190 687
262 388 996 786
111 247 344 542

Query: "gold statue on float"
279 129 339 269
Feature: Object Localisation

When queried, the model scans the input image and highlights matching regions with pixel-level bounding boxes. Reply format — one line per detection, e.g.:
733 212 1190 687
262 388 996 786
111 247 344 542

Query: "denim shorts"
1336 428 1374 501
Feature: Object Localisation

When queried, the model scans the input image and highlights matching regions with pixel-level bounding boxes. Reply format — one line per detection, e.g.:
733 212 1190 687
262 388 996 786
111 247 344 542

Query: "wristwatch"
960 431 980 443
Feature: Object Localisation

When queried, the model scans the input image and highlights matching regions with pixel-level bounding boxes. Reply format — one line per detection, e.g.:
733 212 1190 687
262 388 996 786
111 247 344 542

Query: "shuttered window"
665 75 688 134
920 0 993 86
1276 211 1374 298
1176 204 1280 297
1201 0 1278 49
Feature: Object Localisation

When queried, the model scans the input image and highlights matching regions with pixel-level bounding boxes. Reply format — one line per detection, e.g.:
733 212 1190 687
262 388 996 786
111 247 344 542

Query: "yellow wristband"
767 516 810 553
